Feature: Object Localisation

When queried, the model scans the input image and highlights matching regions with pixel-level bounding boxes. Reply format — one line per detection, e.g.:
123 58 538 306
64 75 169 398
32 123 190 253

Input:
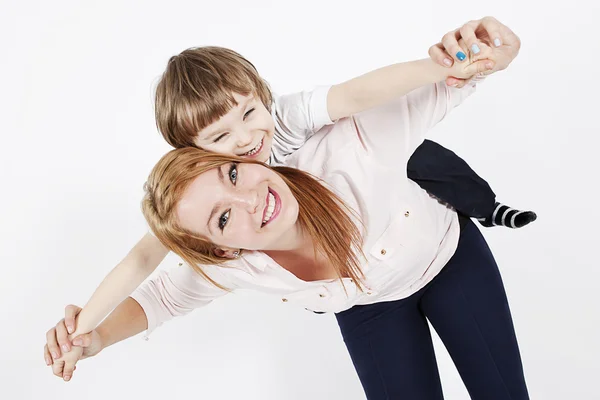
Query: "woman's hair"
142 147 365 291
155 46 273 148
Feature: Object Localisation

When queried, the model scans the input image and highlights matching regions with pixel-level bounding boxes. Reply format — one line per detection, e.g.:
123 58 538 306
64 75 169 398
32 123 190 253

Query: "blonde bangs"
155 46 272 148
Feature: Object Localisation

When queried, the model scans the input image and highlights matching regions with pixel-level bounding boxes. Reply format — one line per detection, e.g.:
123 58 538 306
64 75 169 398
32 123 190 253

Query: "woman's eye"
244 108 255 119
218 210 230 231
229 164 237 185
214 132 229 143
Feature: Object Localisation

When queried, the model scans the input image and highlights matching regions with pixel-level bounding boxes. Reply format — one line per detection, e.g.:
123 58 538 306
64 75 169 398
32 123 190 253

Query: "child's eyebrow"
200 96 256 141
241 95 255 108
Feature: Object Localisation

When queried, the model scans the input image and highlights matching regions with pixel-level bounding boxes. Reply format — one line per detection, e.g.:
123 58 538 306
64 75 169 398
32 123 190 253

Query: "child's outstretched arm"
64 233 168 339
326 15 522 121
326 54 493 122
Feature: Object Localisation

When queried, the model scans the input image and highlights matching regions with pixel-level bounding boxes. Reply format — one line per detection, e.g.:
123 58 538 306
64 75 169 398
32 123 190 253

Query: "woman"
129 81 530 398
45 34 530 400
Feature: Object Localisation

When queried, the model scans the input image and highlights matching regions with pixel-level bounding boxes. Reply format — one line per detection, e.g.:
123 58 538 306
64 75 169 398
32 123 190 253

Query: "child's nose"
235 129 253 147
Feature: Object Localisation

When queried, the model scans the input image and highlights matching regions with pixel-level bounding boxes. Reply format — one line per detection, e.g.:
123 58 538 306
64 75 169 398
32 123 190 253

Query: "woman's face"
176 162 300 252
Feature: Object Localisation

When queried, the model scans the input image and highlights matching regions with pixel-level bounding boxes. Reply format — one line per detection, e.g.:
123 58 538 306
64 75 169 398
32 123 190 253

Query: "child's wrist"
420 58 455 83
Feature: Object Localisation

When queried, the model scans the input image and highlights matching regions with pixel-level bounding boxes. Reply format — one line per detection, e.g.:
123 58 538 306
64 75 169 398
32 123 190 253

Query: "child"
48 39 534 373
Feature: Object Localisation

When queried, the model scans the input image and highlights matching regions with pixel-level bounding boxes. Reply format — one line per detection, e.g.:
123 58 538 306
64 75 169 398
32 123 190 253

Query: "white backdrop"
1 0 599 399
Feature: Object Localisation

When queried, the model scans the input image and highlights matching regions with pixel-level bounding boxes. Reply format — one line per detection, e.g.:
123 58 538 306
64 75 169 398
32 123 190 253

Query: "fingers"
72 333 92 348
56 318 72 354
46 327 61 360
478 16 504 47
472 16 520 51
64 304 82 335
44 344 53 366
496 21 521 53
464 59 495 77
459 23 483 58
429 43 454 67
442 29 468 63
62 361 76 382
446 76 467 88
51 359 65 379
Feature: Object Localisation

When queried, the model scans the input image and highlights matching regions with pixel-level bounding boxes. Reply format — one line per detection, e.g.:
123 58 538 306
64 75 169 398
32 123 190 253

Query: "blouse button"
380 249 387 255
319 294 325 298
178 262 183 266
282 298 288 302
366 291 372 295
404 211 410 217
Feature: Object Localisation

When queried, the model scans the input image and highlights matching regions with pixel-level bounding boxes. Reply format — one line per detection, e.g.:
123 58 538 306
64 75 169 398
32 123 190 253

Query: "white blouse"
132 79 481 336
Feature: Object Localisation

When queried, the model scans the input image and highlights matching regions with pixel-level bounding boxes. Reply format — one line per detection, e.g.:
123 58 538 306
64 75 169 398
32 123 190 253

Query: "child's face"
193 92 274 163
175 161 299 252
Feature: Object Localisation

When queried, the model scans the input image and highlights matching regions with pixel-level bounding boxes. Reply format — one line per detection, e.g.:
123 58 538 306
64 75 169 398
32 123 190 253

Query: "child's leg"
407 140 536 228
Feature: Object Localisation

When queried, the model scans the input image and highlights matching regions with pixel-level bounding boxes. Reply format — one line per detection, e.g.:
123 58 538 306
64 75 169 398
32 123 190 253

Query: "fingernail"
471 44 480 54
67 326 74 334
64 375 71 382
72 338 81 346
485 61 494 69
456 51 466 61
61 344 69 352
443 58 452 67
494 38 502 47
45 356 51 365
51 351 59 359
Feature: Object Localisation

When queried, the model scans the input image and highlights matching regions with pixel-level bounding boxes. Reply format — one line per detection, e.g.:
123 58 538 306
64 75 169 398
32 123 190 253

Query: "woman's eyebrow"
206 165 226 234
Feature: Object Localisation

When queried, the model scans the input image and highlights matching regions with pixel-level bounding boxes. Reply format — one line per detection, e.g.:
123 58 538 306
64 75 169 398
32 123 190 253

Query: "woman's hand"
429 16 521 87
43 304 103 381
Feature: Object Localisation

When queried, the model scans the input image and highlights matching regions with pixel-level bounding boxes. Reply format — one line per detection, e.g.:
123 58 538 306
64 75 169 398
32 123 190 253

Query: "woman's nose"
233 189 259 214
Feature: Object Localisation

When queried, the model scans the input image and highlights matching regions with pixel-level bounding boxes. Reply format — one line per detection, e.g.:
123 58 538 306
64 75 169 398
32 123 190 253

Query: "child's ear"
213 248 241 259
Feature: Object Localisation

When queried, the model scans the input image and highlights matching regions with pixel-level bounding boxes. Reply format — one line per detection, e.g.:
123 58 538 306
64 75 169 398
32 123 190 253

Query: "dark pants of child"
335 219 529 400
407 139 496 219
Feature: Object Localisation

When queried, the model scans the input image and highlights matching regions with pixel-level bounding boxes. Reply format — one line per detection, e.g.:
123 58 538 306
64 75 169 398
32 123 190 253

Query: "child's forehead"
229 91 256 103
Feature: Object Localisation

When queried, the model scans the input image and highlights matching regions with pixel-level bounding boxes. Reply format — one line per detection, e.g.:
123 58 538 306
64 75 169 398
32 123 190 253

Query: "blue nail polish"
494 38 502 47
456 51 466 61
471 44 480 54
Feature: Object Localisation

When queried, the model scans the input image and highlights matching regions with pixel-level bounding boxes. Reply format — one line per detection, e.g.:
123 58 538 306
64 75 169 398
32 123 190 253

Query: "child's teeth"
245 139 262 156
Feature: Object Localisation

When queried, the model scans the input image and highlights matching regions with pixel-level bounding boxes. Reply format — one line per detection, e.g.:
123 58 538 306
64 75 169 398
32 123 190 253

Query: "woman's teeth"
243 138 263 156
263 192 275 225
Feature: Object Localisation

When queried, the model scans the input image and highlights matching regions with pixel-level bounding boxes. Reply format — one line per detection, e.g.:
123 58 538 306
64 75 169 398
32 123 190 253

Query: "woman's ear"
213 248 241 259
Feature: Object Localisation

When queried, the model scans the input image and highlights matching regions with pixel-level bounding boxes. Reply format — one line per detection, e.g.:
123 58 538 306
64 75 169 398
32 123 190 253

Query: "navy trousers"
407 140 496 219
335 220 529 400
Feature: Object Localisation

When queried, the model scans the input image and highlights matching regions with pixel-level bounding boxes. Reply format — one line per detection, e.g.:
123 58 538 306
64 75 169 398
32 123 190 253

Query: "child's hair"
155 46 273 148
142 147 366 291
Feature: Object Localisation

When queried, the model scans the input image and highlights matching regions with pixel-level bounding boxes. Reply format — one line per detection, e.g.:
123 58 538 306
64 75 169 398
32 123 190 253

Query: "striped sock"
478 202 537 229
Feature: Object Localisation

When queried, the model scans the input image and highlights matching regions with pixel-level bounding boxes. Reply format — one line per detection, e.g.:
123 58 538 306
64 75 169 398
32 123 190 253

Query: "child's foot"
478 202 537 229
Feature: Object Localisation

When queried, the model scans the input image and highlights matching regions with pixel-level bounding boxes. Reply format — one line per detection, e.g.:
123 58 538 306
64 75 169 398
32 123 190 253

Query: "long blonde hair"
142 147 365 291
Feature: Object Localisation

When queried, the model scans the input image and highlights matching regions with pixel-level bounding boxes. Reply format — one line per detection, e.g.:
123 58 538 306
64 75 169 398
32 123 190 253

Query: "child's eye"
218 210 230 231
243 108 255 119
214 132 229 143
229 163 238 185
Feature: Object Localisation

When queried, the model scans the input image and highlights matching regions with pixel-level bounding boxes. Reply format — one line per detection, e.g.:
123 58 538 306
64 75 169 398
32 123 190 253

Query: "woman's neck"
264 228 340 282
265 224 314 257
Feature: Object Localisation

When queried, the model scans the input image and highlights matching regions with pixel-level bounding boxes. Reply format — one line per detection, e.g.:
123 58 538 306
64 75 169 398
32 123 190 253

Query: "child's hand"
447 38 495 81
51 345 84 382
44 304 103 382
430 16 521 88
